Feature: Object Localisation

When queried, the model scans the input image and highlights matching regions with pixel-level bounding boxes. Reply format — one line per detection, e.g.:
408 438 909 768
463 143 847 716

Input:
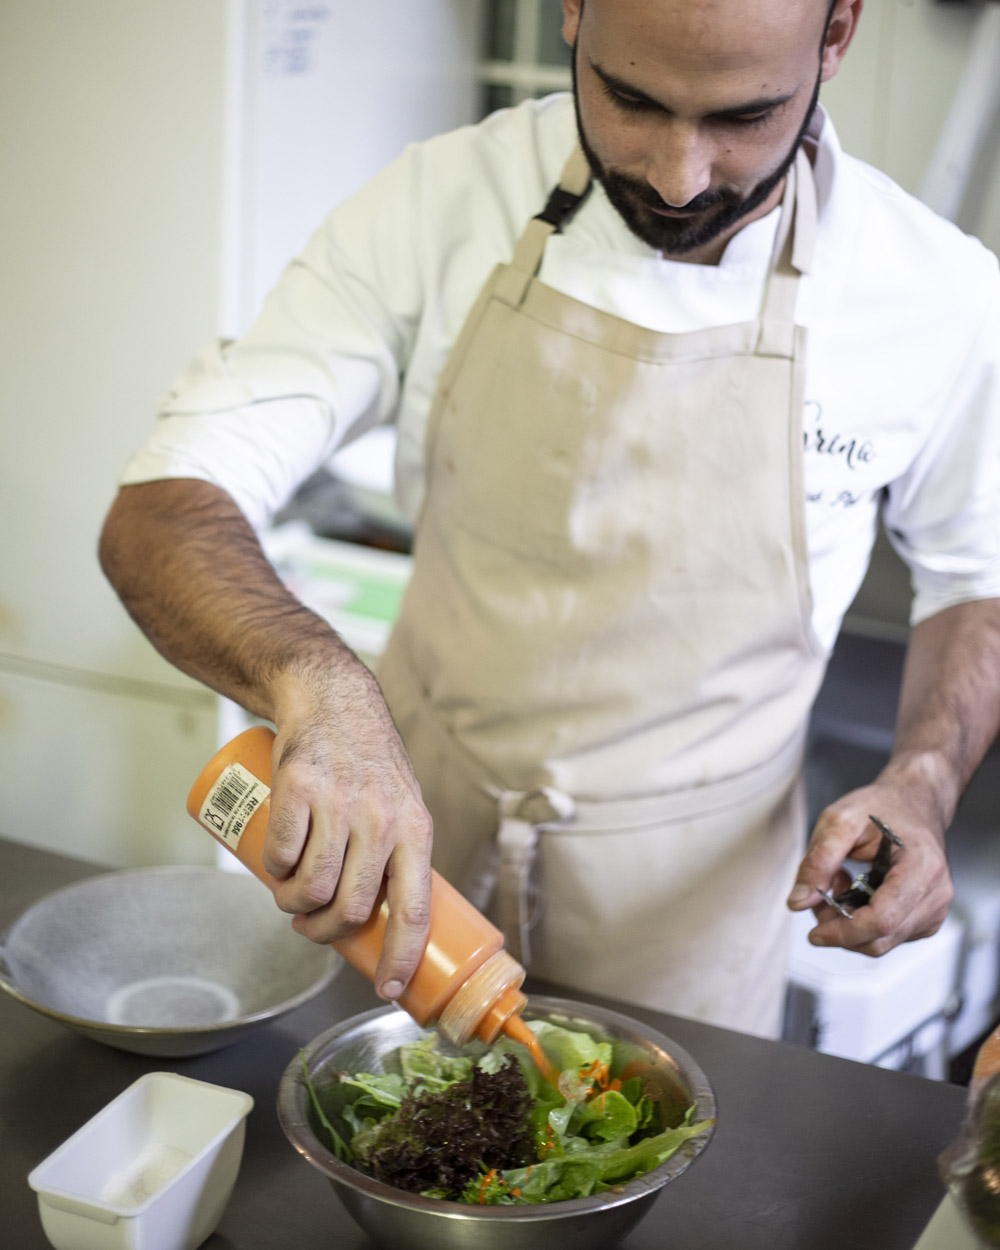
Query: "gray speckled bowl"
0 866 340 1056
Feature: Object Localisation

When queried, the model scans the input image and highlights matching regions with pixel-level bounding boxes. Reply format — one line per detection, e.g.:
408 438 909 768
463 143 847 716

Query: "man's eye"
600 83 649 113
726 111 773 129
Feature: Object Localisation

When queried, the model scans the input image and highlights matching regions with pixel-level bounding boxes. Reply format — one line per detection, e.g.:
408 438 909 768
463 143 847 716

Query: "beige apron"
378 145 828 1038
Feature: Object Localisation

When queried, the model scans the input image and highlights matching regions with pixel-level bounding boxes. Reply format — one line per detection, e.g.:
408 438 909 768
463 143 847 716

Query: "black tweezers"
816 815 904 919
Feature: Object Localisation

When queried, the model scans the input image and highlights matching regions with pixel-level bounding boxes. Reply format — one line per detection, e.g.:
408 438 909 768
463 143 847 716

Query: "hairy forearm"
98 478 359 719
879 598 1000 831
101 478 434 995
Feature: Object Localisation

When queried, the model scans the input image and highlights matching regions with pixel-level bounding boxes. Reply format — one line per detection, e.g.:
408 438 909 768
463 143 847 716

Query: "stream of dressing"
501 1014 561 1087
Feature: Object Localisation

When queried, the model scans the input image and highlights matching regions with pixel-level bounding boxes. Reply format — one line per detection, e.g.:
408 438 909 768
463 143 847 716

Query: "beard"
572 56 822 256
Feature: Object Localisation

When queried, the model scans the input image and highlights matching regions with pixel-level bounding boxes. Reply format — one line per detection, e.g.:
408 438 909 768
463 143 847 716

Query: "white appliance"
0 0 483 867
785 909 965 1080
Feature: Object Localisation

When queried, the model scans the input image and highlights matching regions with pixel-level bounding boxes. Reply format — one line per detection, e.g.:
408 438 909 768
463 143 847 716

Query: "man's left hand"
786 777 954 955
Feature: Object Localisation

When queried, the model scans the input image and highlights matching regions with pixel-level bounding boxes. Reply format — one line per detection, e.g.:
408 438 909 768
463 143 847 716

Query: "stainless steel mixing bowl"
278 996 716 1250
0 866 340 1056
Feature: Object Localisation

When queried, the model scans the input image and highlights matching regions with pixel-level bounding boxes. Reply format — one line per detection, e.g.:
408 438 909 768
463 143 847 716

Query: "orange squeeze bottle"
187 727 544 1060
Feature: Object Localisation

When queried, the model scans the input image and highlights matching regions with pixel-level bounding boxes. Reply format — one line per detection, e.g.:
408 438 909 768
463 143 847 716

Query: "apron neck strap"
509 145 593 279
756 145 817 357
501 140 818 339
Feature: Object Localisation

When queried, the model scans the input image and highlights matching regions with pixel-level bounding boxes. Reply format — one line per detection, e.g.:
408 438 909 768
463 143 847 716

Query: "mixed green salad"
302 1019 713 1205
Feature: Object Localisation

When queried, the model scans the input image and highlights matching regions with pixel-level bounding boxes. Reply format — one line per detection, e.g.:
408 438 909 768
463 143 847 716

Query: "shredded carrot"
478 1168 499 1204
510 1188 522 1197
579 1060 620 1097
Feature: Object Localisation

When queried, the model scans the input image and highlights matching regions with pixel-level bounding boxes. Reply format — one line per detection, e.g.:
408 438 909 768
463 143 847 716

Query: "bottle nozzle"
437 949 526 1047
474 985 528 1045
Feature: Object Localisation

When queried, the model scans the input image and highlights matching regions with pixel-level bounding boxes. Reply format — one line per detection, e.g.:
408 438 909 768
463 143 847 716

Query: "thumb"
786 810 866 910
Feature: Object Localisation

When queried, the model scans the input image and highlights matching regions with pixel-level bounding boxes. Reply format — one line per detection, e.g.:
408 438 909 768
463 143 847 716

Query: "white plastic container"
28 1072 253 1250
784 908 964 1076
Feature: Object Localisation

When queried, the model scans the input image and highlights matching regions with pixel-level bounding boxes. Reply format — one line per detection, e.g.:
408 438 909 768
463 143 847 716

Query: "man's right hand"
264 663 433 1000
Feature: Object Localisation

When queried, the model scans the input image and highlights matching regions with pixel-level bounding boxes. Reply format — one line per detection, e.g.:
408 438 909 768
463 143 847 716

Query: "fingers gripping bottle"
187 727 530 1050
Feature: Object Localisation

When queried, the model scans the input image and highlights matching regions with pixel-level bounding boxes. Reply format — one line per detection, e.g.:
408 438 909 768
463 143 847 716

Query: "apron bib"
378 146 828 1038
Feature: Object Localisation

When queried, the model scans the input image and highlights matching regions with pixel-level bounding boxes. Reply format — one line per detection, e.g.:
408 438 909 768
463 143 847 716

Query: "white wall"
241 1 485 328
820 0 1000 254
0 0 231 683
0 1 231 868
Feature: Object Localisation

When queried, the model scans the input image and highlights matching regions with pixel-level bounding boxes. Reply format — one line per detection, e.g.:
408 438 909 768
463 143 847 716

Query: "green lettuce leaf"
299 1051 353 1162
572 1089 639 1141
527 1020 613 1074
478 1115 714 1204
399 1033 475 1090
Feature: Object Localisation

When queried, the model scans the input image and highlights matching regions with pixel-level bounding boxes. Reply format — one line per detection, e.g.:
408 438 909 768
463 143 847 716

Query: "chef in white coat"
101 0 1000 1037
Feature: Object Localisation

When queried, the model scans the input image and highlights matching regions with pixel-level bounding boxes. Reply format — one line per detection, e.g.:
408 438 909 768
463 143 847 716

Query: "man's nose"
646 122 713 208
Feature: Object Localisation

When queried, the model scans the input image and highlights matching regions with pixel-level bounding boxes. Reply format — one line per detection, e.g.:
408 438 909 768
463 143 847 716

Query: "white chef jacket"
121 95 1000 652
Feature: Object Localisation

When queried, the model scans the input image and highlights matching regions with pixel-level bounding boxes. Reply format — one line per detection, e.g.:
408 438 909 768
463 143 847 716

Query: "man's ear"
821 0 863 84
562 0 584 50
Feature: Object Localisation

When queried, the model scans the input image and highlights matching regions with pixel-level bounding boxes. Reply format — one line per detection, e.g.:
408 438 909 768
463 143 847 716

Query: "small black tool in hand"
815 815 904 919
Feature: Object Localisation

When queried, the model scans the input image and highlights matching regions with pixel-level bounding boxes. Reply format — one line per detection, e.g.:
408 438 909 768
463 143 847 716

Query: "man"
100 0 1000 1037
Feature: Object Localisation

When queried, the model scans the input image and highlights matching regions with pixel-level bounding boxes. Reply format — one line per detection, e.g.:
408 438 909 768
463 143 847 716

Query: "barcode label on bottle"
198 763 270 849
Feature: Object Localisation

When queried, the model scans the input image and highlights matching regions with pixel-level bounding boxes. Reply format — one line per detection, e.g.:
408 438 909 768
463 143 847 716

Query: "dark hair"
577 0 842 65
581 0 841 25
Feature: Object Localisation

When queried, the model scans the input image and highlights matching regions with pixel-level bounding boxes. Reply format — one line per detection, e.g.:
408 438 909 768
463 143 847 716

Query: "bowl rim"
277 995 716 1220
0 865 340 1037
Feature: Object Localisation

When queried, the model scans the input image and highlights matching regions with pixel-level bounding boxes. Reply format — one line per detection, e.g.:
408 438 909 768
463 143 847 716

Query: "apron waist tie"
491 730 805 966
496 788 576 965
